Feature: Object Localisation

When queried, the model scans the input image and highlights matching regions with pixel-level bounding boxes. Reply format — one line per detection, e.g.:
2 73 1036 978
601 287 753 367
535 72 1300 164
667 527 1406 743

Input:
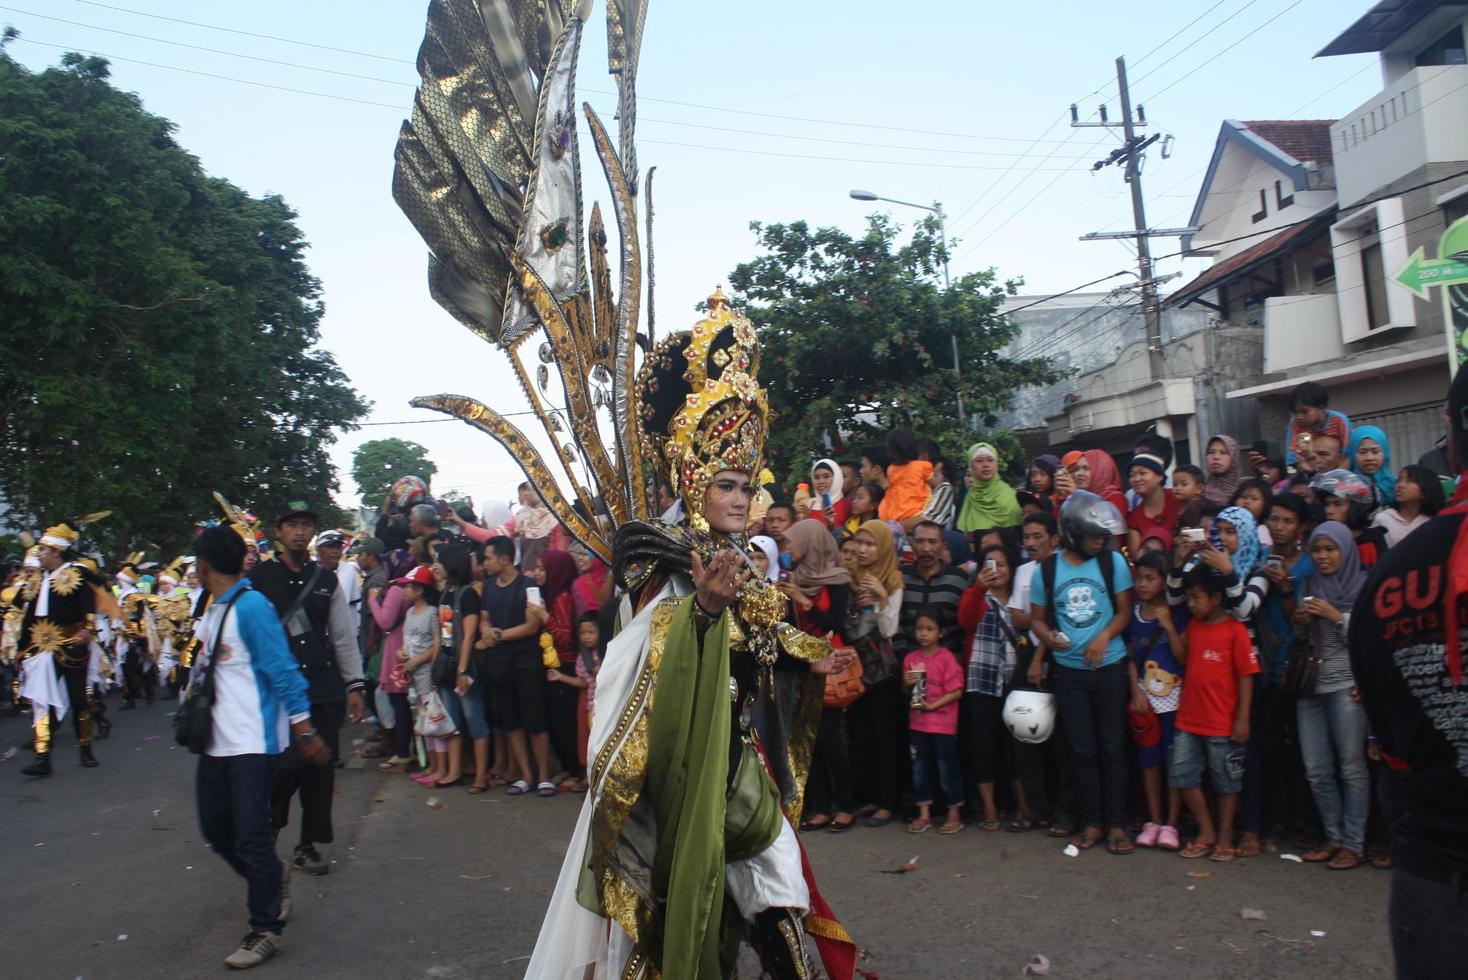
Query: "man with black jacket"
1350 367 1468 978
249 503 365 876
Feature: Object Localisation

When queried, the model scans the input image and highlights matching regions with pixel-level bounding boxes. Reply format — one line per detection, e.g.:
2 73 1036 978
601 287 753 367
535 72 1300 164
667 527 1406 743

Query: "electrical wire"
1140 0 1309 103
1127 0 1266 88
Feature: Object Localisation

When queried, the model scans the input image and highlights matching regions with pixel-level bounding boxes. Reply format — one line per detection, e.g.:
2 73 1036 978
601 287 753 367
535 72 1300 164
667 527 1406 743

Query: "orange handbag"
823 641 866 708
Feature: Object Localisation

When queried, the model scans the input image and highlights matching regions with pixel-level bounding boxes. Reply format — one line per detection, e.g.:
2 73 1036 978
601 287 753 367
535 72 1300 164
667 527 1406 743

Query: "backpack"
1037 549 1119 632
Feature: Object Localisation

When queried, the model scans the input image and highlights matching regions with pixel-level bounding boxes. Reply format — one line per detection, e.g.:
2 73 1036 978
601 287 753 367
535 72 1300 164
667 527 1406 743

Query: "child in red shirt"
1169 564 1258 862
903 607 964 835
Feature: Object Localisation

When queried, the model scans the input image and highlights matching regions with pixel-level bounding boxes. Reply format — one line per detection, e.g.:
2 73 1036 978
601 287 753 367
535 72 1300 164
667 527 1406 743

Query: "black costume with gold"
19 553 98 773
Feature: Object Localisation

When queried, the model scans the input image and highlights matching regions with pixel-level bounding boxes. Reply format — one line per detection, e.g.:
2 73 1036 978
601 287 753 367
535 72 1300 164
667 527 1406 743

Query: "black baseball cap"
275 501 320 527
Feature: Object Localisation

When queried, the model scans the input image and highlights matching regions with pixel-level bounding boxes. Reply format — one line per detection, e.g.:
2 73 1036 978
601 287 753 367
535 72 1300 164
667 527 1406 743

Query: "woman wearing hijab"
841 520 906 828
747 535 781 583
1293 522 1370 871
567 542 611 617
777 520 857 831
1347 425 1396 509
809 457 850 529
1203 434 1251 508
1079 449 1128 518
533 549 585 790
956 443 1023 541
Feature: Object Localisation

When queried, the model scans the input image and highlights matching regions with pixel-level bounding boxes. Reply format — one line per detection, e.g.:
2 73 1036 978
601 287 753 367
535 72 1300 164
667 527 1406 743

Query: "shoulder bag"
174 590 244 754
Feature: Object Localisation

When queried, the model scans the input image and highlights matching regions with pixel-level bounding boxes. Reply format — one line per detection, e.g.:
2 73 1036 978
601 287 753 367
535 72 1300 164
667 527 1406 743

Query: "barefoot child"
903 607 965 834
1171 565 1258 862
1127 552 1187 850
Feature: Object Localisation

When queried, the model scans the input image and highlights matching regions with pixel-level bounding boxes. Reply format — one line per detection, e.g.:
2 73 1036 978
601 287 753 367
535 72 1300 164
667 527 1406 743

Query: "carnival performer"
525 294 860 979
115 557 157 708
17 524 100 776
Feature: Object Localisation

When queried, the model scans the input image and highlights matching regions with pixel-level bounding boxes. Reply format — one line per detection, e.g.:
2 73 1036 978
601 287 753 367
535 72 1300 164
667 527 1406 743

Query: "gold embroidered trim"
50 566 82 597
803 913 854 944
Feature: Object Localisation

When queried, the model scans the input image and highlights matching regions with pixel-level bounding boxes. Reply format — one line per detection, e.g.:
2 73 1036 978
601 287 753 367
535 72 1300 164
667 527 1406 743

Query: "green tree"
351 438 437 507
0 46 368 556
727 214 1065 480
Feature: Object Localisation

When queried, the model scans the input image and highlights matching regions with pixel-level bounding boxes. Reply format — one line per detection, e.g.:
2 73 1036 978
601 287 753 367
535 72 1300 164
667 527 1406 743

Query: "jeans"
1053 661 1130 829
388 692 413 759
909 730 963 808
1390 866 1468 978
198 753 285 934
1296 688 1369 853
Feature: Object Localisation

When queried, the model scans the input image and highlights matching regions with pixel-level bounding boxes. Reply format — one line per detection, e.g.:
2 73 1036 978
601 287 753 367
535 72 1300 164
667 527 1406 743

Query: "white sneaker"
224 931 282 969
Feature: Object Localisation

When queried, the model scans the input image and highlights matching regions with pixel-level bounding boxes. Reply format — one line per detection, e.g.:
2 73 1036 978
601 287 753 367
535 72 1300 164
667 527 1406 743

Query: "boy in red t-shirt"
903 607 965 835
1169 564 1258 862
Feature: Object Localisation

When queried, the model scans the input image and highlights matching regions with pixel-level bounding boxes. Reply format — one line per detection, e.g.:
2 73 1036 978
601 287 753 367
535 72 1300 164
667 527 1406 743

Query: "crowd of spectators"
350 378 1458 871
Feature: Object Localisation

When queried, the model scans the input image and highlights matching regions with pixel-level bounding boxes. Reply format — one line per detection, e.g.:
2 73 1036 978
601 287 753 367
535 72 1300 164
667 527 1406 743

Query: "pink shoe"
412 773 437 785
1157 825 1181 851
1136 822 1162 848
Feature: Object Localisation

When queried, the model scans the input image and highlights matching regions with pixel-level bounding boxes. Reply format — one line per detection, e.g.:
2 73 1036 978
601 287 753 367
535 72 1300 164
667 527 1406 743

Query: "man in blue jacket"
190 526 328 970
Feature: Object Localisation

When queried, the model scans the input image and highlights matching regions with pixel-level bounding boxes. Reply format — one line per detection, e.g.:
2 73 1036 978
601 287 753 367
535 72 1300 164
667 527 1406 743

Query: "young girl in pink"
903 607 965 834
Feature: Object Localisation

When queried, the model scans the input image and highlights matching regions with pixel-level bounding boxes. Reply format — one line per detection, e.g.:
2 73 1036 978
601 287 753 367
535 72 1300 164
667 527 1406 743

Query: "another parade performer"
17 523 105 776
392 3 861 973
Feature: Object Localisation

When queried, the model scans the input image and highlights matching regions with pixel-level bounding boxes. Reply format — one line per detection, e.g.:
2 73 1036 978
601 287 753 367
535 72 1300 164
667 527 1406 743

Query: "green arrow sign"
1396 246 1468 300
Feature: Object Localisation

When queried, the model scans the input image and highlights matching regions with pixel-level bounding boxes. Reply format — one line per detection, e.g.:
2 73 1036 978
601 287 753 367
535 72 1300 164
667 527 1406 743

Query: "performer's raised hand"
691 547 749 617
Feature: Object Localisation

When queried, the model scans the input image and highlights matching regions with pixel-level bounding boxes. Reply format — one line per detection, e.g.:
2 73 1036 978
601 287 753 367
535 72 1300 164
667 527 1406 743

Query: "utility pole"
1073 57 1195 382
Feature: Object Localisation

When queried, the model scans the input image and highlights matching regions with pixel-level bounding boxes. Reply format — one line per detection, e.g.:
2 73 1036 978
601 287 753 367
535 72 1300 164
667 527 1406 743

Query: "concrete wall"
1189 140 1335 262
1332 64 1468 208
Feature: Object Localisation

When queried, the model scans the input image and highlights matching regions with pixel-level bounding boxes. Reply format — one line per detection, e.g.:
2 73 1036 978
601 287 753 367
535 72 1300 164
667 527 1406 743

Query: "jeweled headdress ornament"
638 287 769 530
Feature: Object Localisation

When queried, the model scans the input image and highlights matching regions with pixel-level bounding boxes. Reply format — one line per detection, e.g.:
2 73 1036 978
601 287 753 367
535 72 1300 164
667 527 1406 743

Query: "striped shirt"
922 482 956 529
896 564 972 655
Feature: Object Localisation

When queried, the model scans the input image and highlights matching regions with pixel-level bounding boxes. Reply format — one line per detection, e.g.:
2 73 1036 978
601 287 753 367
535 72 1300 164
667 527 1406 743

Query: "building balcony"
1262 292 1343 374
1330 64 1468 207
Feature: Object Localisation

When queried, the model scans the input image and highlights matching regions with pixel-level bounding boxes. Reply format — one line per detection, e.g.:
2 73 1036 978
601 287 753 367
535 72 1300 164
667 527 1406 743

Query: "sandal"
854 805 878 820
979 819 1002 832
1047 824 1075 838
828 816 856 833
801 816 833 832
569 778 590 793
505 780 532 796
1070 832 1103 850
938 820 963 835
1302 845 1338 863
1210 846 1237 863
468 782 489 795
1108 835 1135 855
1327 847 1362 870
865 811 895 829
1179 841 1215 859
1368 847 1393 870
537 781 558 798
906 818 931 834
485 773 508 788
1236 836 1262 859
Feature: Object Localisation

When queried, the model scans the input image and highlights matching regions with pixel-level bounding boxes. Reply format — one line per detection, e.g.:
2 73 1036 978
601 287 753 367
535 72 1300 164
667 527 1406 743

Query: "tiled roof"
1166 213 1334 307
1239 119 1336 166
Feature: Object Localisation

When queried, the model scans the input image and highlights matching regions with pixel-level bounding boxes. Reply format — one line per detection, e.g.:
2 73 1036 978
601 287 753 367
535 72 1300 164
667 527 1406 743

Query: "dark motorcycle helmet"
1058 489 1124 550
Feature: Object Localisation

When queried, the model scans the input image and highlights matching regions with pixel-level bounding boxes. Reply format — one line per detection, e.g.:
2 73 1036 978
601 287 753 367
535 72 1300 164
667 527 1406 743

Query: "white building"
1166 0 1468 466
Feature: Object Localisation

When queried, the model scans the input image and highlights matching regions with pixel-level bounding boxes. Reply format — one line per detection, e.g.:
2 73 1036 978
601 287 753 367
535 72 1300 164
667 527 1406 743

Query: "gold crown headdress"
638 288 769 531
393 0 654 563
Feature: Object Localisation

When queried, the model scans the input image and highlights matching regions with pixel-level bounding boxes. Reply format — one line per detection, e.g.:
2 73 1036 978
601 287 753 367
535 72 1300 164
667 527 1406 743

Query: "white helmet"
1003 689 1057 745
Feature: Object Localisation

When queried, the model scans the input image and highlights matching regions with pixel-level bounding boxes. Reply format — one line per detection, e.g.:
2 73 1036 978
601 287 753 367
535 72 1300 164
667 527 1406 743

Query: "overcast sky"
4 0 1382 513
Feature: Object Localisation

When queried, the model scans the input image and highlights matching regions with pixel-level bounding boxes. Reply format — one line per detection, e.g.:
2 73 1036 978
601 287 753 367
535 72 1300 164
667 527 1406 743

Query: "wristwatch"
294 728 319 743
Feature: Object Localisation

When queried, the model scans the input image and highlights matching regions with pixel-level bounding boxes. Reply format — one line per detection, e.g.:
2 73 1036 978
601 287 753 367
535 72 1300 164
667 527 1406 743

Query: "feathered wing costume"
391 3 858 977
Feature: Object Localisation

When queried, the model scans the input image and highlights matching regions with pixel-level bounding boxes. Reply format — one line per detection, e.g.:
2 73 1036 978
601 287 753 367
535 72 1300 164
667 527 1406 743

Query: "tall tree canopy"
351 438 437 507
0 47 368 555
728 215 1065 477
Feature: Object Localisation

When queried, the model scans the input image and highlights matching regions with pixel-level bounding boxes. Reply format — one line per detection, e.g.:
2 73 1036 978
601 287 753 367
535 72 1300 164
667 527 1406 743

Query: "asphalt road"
2 700 1395 979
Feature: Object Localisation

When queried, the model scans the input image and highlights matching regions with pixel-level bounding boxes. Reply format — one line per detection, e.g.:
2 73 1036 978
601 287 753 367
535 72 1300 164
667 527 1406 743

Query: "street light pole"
849 190 964 430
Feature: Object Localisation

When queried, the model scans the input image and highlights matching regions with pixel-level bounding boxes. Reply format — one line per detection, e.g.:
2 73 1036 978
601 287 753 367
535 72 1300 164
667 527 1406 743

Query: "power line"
1001 271 1133 316
64 0 1081 145
1127 0 1266 88
0 5 414 85
73 0 412 63
1127 0 1237 72
1140 0 1310 103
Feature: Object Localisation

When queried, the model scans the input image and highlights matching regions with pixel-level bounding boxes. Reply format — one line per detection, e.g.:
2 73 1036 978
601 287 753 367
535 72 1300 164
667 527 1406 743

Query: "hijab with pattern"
1216 505 1263 578
1203 434 1251 507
